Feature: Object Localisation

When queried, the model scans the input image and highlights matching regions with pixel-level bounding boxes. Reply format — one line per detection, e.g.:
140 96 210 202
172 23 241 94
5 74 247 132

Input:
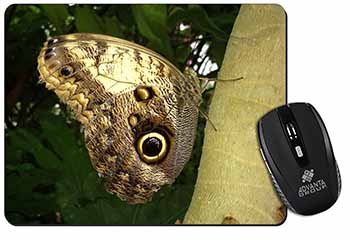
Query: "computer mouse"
258 102 341 215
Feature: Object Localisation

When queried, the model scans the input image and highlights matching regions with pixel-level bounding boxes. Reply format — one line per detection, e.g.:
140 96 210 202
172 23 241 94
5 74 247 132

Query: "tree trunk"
184 4 287 224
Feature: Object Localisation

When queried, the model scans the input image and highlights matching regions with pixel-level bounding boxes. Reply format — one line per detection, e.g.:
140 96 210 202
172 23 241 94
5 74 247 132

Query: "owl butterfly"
37 33 203 204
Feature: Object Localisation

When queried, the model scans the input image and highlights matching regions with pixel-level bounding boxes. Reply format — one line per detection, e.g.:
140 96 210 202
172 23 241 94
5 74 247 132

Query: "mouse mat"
4 4 286 225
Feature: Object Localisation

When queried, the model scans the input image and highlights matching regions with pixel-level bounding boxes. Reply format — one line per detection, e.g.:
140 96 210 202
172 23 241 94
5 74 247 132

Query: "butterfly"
37 33 203 204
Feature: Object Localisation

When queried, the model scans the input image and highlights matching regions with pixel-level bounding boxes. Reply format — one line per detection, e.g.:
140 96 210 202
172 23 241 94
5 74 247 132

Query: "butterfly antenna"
196 76 244 130
200 79 211 94
198 76 244 82
197 107 217 131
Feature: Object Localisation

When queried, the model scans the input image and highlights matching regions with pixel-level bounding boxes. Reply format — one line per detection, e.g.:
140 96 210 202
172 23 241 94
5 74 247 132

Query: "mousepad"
4 4 286 225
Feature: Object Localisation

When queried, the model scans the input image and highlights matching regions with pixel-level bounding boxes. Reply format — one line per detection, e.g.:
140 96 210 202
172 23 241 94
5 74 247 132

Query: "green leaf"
75 6 124 38
108 5 135 28
187 5 228 41
167 6 187 29
61 197 124 225
75 6 104 34
6 128 61 169
37 113 93 197
209 41 227 66
5 168 59 222
132 5 174 60
40 4 69 29
132 5 167 37
175 45 192 63
103 16 124 38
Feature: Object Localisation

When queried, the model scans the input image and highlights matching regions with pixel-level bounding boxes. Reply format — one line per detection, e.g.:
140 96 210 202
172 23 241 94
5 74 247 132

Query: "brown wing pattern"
37 33 201 204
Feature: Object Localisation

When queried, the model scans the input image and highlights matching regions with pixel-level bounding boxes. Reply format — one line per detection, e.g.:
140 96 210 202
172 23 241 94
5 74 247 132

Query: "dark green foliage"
5 4 240 225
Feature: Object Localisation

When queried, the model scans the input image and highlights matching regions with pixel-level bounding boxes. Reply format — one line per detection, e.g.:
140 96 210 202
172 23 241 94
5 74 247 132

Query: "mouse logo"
298 169 327 197
301 169 314 183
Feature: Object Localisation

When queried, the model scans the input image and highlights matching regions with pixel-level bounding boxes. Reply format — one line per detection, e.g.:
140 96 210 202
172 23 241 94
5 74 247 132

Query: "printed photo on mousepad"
4 4 286 225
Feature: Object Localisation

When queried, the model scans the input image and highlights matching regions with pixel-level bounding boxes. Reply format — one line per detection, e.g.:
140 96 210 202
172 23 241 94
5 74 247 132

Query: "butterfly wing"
37 33 201 204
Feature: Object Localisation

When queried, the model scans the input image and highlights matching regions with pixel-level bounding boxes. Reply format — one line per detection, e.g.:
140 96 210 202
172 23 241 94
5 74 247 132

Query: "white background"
1 0 349 239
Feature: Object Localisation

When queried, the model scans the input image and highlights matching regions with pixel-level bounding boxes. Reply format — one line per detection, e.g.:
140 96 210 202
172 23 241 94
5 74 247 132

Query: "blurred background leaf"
41 4 69 33
5 4 240 225
132 5 174 60
75 6 105 34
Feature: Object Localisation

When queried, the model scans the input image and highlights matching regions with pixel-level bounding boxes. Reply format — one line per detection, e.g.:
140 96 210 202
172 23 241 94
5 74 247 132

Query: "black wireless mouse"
258 103 341 215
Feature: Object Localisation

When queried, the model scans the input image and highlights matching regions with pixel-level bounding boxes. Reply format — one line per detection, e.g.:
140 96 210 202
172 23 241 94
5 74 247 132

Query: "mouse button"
276 105 309 167
290 104 329 171
261 113 302 191
276 105 294 124
308 104 339 184
285 122 298 140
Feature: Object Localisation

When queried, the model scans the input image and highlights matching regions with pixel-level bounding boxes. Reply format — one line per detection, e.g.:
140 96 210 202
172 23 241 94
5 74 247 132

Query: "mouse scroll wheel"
286 123 297 139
